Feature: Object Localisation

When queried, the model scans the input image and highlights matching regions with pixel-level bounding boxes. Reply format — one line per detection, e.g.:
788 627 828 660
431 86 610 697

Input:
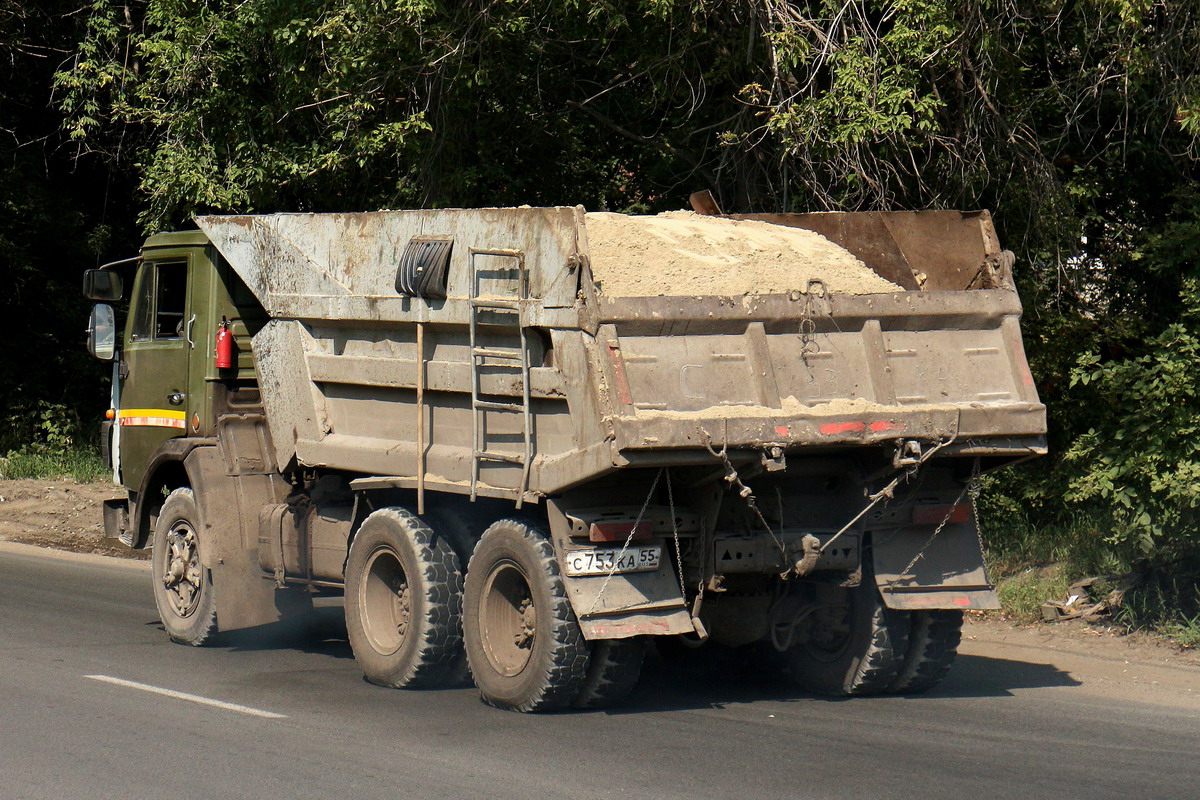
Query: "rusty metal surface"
734 210 1003 292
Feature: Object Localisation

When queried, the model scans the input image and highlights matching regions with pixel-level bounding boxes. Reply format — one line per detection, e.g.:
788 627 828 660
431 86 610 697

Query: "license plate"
563 546 662 577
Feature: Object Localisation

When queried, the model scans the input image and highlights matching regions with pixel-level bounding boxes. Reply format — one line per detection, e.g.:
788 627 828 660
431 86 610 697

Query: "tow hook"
761 446 786 472
893 439 923 468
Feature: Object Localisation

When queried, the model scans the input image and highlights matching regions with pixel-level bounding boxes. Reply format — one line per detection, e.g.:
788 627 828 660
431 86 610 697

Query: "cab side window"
129 261 188 342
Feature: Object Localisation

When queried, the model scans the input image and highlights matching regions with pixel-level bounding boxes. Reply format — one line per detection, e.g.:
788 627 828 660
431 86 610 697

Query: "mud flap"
872 522 1000 610
561 568 696 640
546 499 694 639
184 446 292 631
209 548 284 631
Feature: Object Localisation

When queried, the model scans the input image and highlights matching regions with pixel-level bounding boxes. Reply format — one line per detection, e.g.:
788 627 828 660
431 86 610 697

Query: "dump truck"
82 205 1046 711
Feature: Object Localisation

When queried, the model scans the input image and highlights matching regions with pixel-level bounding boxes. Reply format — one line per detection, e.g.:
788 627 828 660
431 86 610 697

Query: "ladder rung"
474 399 524 412
475 450 525 464
472 347 523 361
471 298 520 311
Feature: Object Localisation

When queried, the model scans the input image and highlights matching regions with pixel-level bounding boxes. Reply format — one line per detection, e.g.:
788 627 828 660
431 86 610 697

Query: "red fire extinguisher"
215 317 234 369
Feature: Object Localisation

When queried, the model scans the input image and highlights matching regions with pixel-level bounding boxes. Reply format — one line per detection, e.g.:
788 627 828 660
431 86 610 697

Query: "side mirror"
87 303 117 361
83 269 123 301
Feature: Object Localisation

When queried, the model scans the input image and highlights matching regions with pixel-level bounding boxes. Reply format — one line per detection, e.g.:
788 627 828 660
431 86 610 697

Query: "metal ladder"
468 249 532 507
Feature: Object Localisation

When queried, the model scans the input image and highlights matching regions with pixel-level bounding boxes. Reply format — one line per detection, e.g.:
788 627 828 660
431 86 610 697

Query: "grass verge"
993 565 1071 623
0 447 109 482
984 508 1200 648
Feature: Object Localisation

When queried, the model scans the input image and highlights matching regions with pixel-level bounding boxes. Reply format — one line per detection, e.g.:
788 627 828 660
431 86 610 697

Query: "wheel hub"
800 599 853 662
514 597 536 649
361 547 412 656
161 523 201 618
480 560 536 677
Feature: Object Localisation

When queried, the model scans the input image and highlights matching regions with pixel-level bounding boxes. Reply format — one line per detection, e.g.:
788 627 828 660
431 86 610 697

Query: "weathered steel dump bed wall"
196 207 1046 502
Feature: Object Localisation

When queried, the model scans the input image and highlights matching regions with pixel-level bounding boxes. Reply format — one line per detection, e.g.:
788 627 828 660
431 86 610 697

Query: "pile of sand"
584 211 901 297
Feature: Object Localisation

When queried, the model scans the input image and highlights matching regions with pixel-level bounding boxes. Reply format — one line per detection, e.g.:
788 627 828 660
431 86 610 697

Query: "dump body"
195 207 1045 503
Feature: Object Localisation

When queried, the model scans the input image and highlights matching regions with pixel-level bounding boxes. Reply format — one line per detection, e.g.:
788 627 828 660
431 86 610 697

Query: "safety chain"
666 469 686 598
584 467 662 616
968 465 987 570
816 435 957 559
798 280 827 362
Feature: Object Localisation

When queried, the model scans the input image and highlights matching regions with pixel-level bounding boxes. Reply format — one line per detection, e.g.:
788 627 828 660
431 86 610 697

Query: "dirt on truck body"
81 205 1045 711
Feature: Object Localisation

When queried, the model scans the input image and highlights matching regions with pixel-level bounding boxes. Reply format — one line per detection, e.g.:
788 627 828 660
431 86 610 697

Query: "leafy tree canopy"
10 0 1200 567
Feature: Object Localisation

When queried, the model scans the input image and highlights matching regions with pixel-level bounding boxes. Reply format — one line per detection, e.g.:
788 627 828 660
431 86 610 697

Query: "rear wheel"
574 639 646 709
888 610 963 694
463 519 589 712
151 488 217 646
344 507 463 688
786 574 910 696
420 503 499 688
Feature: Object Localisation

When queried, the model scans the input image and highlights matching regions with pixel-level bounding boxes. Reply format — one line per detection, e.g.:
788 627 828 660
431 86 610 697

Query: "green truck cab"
85 232 263 552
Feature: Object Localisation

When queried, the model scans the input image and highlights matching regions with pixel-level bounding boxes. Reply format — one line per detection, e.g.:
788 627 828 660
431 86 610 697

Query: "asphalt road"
2 542 1197 800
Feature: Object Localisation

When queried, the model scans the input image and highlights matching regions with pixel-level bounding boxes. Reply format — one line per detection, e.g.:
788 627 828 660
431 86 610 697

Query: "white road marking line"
84 675 287 719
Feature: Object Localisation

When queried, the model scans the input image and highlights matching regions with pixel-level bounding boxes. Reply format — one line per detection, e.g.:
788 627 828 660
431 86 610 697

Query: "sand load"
584 210 901 297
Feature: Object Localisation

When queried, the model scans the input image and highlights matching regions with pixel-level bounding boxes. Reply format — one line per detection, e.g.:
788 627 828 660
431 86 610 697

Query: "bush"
1 400 109 482
1061 279 1200 563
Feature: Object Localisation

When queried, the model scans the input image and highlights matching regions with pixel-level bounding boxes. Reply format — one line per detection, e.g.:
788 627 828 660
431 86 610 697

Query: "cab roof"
142 230 210 250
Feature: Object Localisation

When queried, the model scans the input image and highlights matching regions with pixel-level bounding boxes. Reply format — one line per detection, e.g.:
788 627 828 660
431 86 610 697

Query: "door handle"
168 392 186 406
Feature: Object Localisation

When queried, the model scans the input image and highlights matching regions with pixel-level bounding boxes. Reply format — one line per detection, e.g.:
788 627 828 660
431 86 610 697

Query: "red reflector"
912 504 971 525
589 521 652 543
819 421 866 435
953 596 972 607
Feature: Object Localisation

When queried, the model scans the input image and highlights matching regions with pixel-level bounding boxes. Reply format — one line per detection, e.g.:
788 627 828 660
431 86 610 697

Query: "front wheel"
463 519 589 712
151 488 217 646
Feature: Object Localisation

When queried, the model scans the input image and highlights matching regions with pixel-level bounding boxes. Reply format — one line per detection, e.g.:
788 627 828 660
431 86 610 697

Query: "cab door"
118 257 192 492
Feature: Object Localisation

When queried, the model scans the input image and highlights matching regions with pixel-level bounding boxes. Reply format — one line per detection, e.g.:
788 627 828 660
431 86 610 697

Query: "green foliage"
980 494 1128 579
1 448 109 483
1 402 109 482
1063 280 1200 557
1113 562 1200 647
1 1 129 453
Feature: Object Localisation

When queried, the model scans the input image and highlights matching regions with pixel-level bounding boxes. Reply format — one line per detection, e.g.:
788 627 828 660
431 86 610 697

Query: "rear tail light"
589 521 652 543
912 503 971 525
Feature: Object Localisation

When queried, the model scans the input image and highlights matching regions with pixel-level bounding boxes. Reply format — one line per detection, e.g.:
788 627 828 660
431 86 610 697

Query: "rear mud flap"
872 522 1000 610
561 568 695 640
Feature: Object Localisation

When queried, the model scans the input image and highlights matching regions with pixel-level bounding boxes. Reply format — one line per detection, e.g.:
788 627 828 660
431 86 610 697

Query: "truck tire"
573 639 646 709
463 518 589 712
887 610 963 694
786 576 909 696
344 507 463 689
151 488 218 646
420 503 499 688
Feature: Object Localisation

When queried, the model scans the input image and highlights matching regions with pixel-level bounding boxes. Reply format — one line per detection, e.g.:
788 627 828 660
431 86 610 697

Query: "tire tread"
466 518 590 712
346 506 464 689
887 610 963 694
